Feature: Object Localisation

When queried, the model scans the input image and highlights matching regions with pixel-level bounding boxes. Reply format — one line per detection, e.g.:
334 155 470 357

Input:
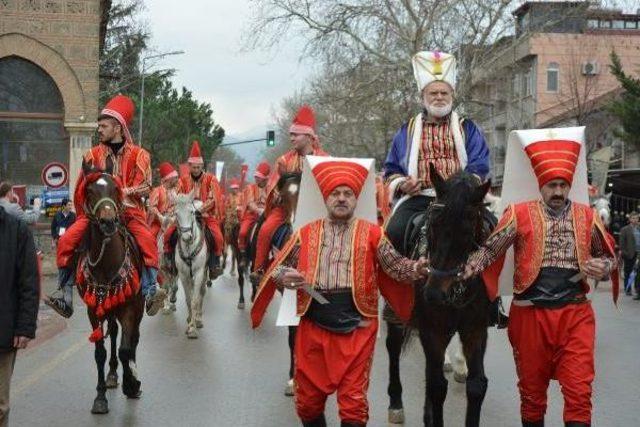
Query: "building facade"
469 1 640 185
0 0 100 197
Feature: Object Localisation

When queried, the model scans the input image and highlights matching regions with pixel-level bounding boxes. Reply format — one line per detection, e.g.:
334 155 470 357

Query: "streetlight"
138 50 185 145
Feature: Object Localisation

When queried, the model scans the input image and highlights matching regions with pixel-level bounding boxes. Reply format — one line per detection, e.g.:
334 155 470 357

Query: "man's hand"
414 257 430 278
13 336 31 349
400 177 422 196
277 267 306 290
584 258 609 281
461 260 479 281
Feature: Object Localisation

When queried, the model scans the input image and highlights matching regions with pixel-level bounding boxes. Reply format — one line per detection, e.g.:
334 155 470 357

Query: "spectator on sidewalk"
620 211 640 298
0 182 41 225
50 199 76 249
0 204 40 427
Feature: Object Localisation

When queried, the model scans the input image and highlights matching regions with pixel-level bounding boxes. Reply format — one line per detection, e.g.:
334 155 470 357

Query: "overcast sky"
145 0 314 138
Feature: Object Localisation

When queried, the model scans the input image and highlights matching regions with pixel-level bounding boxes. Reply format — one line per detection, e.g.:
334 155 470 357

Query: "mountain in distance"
220 124 277 171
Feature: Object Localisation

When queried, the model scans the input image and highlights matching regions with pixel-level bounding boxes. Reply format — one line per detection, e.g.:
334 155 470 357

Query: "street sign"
41 162 68 188
42 187 70 217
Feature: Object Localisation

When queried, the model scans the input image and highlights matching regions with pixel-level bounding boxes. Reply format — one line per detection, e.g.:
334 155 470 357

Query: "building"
469 1 640 186
0 0 101 199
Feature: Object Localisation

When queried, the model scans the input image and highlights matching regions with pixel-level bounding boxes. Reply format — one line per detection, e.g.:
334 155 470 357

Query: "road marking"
14 339 85 394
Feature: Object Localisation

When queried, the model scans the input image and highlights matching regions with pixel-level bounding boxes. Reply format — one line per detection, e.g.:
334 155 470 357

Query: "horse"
74 162 145 414
248 172 301 396
591 194 611 228
409 164 492 426
224 198 246 309
174 192 209 339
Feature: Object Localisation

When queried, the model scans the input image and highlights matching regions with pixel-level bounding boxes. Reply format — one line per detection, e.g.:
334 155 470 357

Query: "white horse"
174 192 209 339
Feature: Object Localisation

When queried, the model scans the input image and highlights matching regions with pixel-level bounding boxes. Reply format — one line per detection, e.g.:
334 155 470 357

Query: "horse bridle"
176 202 205 276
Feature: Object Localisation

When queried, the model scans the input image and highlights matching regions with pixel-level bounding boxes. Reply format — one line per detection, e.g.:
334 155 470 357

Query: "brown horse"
248 172 301 396
224 198 246 309
76 162 145 414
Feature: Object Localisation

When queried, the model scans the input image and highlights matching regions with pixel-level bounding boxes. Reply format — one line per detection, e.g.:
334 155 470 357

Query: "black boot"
45 267 74 318
208 254 222 280
522 420 544 427
302 414 326 427
565 423 589 427
164 252 177 275
341 421 365 427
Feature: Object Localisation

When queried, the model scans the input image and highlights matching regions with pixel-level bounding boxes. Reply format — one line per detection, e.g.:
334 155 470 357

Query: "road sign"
41 162 68 188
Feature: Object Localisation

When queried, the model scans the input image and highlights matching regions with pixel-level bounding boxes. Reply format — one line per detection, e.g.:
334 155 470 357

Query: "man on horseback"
252 105 328 276
238 162 270 260
383 50 490 251
251 159 430 427
48 94 167 318
148 162 178 240
163 141 225 280
463 131 619 427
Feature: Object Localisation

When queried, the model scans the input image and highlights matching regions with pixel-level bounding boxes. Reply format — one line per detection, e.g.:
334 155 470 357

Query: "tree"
608 50 640 154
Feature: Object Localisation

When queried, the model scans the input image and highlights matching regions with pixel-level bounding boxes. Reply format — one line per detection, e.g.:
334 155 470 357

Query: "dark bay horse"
224 200 246 309
76 162 145 414
409 164 493 426
248 172 301 396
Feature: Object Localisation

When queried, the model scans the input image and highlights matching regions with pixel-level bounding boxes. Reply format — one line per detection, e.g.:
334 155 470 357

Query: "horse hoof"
195 319 204 329
454 371 468 383
207 280 213 288
126 389 142 399
105 373 119 389
91 398 109 414
443 361 453 373
388 408 405 424
284 379 294 396
187 328 198 339
171 303 177 312
237 302 245 310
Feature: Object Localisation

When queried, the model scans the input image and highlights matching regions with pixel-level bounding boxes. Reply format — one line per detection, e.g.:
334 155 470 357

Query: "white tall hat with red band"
412 51 457 92
188 140 204 164
275 155 378 328
100 94 135 143
158 162 178 181
289 105 316 136
496 126 588 298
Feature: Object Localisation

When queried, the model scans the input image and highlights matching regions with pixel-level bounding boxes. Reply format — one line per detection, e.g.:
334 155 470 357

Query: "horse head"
425 163 490 301
81 159 122 236
591 194 611 227
278 172 302 224
175 191 198 242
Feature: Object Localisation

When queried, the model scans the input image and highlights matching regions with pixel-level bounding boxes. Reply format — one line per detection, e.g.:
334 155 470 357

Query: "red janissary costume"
57 95 158 270
375 174 391 226
163 141 225 266
238 162 270 251
253 105 328 273
467 138 619 426
148 162 178 239
251 160 421 427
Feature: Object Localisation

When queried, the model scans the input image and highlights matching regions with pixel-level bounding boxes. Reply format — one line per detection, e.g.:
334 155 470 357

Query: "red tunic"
176 172 224 221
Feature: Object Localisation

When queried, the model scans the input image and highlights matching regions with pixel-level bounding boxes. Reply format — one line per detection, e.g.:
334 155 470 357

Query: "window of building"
624 20 638 29
0 56 68 185
612 20 625 29
587 19 599 29
546 63 559 93
512 73 520 99
600 20 612 28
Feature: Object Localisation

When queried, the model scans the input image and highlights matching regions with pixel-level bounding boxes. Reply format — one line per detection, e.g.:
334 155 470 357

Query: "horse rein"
176 202 206 277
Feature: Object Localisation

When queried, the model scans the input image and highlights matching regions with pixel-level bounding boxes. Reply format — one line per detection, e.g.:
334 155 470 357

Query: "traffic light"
266 130 275 147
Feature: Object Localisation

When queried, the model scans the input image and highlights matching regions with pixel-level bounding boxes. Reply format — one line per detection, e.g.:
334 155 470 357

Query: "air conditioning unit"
582 61 599 76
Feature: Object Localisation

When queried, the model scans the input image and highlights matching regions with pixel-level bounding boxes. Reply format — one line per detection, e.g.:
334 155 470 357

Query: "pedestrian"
251 159 429 427
619 211 640 298
0 181 41 224
50 198 76 249
0 204 40 427
463 132 618 427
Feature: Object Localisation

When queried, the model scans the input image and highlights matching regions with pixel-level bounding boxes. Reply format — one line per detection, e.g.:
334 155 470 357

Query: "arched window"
546 62 559 93
0 56 67 185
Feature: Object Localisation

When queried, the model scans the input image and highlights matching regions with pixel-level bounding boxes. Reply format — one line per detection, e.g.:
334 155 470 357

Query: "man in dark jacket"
0 206 39 427
50 198 76 249
619 211 640 298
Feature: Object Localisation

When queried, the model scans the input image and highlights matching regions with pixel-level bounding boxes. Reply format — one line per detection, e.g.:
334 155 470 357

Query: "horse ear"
429 163 446 196
81 159 91 175
473 179 492 204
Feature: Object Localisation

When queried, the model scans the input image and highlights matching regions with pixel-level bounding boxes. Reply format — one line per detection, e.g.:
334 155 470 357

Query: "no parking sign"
41 162 68 189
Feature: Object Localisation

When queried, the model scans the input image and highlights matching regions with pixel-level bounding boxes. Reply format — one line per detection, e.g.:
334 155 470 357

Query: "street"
10 270 640 427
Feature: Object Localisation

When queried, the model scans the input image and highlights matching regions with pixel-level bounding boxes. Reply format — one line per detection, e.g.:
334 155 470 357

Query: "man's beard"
425 102 453 118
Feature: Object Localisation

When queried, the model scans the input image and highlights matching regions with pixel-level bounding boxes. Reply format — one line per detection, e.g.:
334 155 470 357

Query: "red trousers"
508 302 595 424
238 212 258 250
163 217 224 256
57 208 159 269
149 222 162 241
253 206 288 271
294 317 377 425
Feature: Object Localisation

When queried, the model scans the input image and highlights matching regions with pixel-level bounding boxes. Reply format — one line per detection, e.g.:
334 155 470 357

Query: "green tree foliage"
608 50 640 153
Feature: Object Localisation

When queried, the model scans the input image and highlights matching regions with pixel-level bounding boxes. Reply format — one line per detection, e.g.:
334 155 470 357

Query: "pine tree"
608 50 640 154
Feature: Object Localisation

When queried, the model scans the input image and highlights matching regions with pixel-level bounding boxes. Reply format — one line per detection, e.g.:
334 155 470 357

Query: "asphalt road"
9 270 640 427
